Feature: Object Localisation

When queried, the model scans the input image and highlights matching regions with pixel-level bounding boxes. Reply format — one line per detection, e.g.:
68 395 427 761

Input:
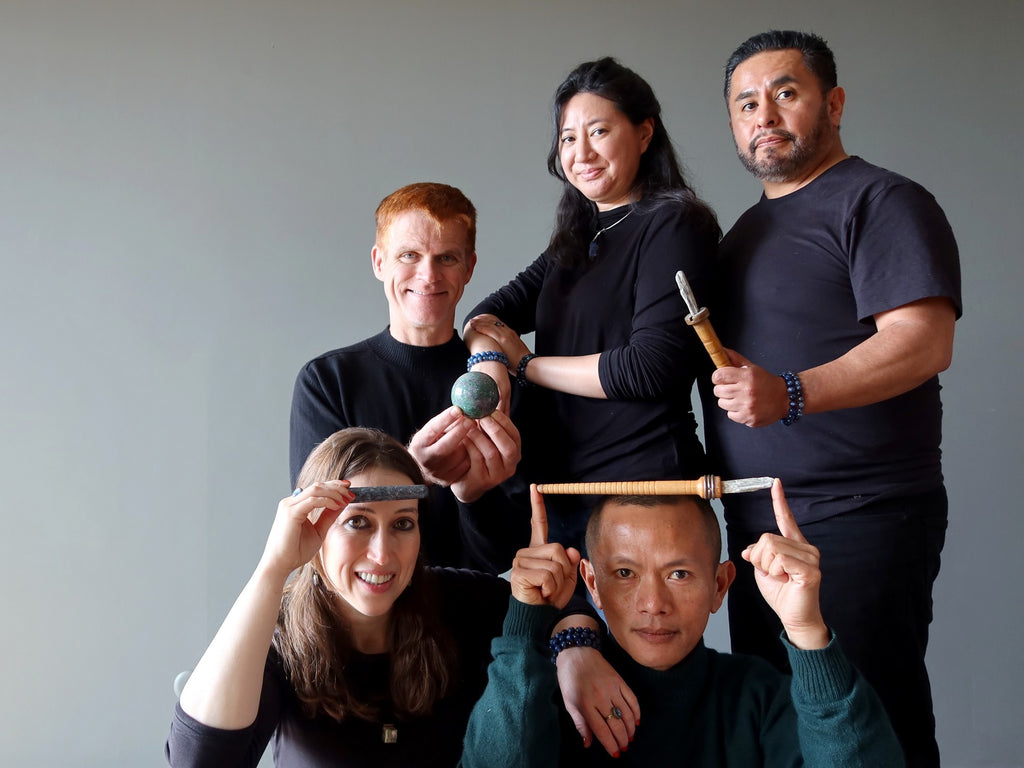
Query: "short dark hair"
585 495 721 568
724 30 838 100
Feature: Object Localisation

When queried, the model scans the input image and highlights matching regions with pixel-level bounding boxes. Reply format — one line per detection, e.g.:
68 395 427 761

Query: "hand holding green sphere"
451 371 500 419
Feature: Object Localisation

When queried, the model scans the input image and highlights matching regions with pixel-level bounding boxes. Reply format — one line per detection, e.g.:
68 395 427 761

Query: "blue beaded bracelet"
549 626 602 664
515 353 537 387
779 371 804 426
466 350 509 371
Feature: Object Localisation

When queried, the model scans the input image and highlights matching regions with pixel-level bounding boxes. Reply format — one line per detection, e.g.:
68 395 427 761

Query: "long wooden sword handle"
536 476 723 499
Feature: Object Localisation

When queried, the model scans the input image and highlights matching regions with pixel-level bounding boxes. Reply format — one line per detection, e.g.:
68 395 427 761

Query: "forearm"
178 564 289 730
779 297 956 418
463 325 499 356
460 599 561 768
785 635 904 767
521 353 606 399
551 610 601 635
781 620 831 652
550 600 603 668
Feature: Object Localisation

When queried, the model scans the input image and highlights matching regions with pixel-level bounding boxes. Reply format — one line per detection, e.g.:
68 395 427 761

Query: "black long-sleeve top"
468 202 715 487
167 568 510 768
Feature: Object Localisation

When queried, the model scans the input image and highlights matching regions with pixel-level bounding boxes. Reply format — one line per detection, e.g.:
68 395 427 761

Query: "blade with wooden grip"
535 476 774 499
675 270 731 369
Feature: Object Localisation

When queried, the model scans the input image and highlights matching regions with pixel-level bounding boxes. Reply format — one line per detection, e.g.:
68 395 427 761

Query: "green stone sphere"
451 371 500 419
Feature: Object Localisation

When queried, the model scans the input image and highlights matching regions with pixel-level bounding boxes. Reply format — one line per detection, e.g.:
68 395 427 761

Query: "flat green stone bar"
451 371 499 419
349 485 429 501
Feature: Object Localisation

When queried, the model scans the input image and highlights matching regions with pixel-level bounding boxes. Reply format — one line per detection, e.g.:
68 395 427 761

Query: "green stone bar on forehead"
348 485 429 502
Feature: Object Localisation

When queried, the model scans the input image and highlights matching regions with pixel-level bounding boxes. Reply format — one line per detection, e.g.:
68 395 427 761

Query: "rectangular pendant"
381 723 398 744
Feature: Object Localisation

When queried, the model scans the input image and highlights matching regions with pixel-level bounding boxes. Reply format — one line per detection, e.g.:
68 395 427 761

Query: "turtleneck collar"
366 327 468 370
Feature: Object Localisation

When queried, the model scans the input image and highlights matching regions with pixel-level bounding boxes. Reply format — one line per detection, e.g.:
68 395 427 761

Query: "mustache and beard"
735 101 831 183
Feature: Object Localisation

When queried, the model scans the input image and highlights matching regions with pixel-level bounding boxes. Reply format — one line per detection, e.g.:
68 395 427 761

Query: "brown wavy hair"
273 427 456 722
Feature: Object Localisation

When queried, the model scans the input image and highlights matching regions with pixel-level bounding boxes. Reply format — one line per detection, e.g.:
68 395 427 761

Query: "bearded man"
703 30 961 768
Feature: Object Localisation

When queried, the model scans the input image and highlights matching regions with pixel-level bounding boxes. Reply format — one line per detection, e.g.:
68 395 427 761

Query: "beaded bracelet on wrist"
466 350 509 372
549 626 602 664
515 353 537 387
779 370 804 426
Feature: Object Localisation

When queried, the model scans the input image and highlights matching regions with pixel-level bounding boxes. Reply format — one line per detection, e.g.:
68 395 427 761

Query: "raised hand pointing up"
510 485 581 609
742 480 830 650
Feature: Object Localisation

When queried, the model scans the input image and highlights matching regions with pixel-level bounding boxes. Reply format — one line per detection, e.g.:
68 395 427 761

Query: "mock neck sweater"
460 598 904 767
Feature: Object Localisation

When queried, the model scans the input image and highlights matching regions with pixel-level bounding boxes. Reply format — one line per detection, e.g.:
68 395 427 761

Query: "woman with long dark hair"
166 428 510 767
465 57 720 549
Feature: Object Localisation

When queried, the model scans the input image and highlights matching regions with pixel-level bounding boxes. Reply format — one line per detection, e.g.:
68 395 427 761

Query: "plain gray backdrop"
1 1 1021 766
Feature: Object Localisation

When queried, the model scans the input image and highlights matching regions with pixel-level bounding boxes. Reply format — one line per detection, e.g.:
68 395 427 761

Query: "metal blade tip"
675 271 700 314
721 477 775 494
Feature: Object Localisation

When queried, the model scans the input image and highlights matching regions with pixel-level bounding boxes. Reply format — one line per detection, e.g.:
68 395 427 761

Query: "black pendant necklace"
588 208 633 260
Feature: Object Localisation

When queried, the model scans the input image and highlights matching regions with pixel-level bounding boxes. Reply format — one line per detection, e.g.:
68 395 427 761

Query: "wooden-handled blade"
535 476 774 500
675 270 731 369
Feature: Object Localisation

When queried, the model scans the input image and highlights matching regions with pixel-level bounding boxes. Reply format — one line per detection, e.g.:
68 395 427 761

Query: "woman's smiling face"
558 92 653 211
319 466 421 633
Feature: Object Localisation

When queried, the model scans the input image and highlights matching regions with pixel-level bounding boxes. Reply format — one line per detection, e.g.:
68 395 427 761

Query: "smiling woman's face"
319 465 421 633
557 92 653 211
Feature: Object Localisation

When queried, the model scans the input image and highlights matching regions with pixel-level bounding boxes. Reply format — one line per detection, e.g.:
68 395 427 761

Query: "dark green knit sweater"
461 598 903 767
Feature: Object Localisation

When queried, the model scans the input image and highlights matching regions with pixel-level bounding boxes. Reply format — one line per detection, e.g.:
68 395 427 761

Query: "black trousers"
727 488 948 768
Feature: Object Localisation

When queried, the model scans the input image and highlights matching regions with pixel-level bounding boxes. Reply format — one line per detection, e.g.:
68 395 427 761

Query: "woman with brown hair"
165 427 512 767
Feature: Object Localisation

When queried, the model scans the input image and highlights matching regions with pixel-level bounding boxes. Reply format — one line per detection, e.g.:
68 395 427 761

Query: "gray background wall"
1 1 1020 765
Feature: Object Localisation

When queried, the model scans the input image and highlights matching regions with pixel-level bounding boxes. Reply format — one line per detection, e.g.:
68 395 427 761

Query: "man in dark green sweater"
461 482 904 766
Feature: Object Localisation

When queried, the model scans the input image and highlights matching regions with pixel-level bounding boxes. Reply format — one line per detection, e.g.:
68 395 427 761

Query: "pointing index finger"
771 479 806 543
529 484 548 546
